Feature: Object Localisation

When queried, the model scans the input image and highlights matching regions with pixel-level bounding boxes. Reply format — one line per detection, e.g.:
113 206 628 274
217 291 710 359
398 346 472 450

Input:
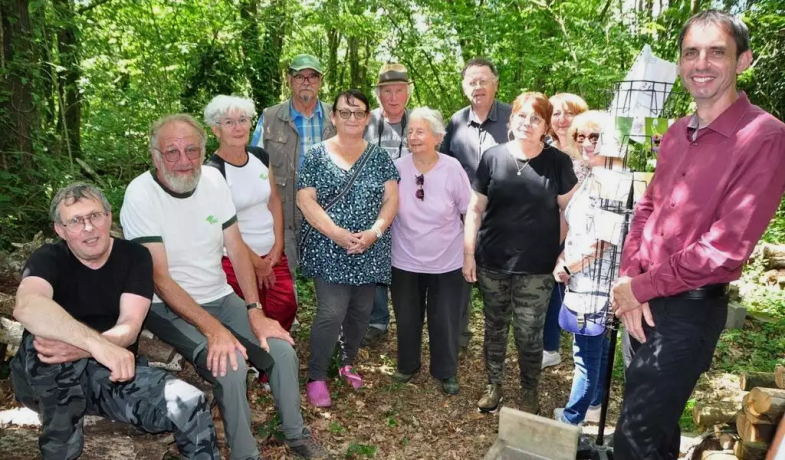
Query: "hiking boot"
286 428 333 459
360 327 388 348
440 376 459 395
541 350 562 369
392 367 419 383
477 384 502 413
520 388 540 414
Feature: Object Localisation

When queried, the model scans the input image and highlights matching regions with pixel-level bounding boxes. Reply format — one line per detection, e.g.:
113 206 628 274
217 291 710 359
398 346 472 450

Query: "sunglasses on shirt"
415 174 425 201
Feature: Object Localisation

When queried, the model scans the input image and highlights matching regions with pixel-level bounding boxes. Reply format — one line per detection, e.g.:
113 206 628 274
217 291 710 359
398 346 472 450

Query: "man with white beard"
121 114 331 460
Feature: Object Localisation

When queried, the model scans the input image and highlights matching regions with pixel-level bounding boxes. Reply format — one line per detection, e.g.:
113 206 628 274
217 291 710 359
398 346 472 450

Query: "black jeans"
613 295 727 460
390 267 469 379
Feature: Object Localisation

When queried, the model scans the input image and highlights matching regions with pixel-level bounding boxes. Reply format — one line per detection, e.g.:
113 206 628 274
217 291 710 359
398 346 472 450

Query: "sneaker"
306 381 331 407
440 376 459 395
520 388 539 414
477 384 502 413
286 428 333 459
290 318 301 333
338 365 363 389
392 367 419 383
585 404 602 423
541 350 562 369
360 327 388 348
553 408 582 427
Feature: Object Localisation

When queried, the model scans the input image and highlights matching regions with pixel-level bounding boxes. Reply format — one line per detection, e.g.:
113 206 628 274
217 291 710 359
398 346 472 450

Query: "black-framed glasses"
574 132 600 145
155 146 203 163
60 211 110 232
415 174 425 201
336 110 368 120
292 73 321 84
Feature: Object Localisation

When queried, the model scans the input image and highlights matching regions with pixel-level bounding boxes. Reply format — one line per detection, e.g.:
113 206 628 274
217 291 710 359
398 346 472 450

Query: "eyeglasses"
513 112 544 126
218 117 252 128
573 132 600 145
415 174 425 201
155 146 202 163
292 73 321 84
336 110 368 120
60 211 109 232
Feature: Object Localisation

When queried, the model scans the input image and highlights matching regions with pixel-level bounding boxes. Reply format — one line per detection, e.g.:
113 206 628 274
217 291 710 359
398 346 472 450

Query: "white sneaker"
553 407 582 427
585 404 602 423
541 350 562 369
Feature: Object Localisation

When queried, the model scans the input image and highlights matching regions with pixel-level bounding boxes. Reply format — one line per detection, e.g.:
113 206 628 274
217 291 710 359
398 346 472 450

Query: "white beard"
162 167 201 194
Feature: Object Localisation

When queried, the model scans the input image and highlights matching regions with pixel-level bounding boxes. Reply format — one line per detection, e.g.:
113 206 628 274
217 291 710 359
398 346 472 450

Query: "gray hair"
408 107 446 137
203 95 256 127
148 114 207 161
49 182 111 223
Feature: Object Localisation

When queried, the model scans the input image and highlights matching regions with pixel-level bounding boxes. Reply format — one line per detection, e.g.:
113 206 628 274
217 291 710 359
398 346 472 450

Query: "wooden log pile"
691 367 785 459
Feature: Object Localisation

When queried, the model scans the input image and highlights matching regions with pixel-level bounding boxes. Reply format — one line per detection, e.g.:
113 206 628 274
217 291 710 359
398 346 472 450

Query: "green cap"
289 54 323 73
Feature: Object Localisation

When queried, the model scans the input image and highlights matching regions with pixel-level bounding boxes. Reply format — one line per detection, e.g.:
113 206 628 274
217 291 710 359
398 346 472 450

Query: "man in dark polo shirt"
443 57 512 348
611 10 785 459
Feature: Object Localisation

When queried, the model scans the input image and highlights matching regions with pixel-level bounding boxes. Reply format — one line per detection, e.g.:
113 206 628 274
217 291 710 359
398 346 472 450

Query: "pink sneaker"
306 381 331 407
339 365 363 389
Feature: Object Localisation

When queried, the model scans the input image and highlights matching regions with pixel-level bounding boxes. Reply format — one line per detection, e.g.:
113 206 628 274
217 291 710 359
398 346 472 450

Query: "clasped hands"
332 226 378 254
611 276 655 343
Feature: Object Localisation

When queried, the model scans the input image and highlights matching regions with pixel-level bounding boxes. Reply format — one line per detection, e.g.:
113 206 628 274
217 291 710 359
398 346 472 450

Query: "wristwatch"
246 301 262 311
373 227 383 239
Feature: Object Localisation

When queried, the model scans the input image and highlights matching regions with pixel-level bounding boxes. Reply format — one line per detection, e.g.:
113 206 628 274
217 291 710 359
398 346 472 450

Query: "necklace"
507 150 530 176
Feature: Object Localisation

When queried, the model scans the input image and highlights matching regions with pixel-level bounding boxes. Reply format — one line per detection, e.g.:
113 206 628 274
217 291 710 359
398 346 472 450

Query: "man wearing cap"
443 57 511 349
251 54 336 282
361 63 412 348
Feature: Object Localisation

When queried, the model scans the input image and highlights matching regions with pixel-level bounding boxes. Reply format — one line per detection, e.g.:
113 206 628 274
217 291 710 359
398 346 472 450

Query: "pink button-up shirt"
621 93 785 303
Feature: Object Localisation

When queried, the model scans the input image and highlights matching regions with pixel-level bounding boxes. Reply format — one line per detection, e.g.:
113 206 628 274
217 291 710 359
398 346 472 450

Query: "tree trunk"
740 372 778 391
242 0 284 111
692 401 738 427
54 0 81 160
0 0 37 172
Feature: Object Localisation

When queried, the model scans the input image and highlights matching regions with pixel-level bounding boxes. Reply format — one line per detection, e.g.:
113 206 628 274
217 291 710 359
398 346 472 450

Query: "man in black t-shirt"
9 183 218 460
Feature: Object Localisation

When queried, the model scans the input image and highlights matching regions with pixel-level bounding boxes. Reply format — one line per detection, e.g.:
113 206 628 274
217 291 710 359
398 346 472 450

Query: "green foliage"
255 412 285 442
346 442 377 458
679 399 698 432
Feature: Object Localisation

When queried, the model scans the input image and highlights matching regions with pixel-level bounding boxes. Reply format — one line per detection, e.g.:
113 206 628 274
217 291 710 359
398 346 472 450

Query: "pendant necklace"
508 150 530 176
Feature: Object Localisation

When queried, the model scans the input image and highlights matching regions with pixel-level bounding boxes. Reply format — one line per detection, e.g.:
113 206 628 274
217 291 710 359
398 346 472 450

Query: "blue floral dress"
297 142 400 285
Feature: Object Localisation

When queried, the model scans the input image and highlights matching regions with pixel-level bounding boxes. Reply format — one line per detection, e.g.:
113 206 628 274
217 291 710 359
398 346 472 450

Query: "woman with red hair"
463 92 578 414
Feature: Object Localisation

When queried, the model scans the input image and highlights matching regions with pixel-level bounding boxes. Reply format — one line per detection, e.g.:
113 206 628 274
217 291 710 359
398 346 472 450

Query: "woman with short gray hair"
389 107 472 395
203 95 298 331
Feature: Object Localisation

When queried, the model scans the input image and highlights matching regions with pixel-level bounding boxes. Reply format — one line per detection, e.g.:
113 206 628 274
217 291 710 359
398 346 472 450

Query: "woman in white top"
203 95 297 331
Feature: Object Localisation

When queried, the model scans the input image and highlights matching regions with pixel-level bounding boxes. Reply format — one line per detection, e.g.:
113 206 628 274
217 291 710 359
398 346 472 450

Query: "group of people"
9 8 785 460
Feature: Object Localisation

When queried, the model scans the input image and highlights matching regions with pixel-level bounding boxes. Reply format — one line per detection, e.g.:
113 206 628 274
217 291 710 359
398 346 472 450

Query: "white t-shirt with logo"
224 154 275 256
120 167 236 304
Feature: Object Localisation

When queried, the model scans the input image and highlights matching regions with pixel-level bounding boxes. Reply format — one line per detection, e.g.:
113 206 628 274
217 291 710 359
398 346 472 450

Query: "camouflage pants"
10 333 219 460
477 268 554 388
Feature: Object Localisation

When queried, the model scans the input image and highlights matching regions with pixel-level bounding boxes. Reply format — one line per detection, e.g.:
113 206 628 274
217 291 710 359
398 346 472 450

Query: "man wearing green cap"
251 54 336 283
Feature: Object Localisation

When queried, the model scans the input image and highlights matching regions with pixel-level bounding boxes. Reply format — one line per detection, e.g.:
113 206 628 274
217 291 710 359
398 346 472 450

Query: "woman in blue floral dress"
297 90 400 407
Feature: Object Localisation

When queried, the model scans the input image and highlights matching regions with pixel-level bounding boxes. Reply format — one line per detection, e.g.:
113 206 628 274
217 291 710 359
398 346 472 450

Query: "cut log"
741 372 778 391
743 400 772 425
762 243 785 270
776 365 785 390
692 401 739 427
717 433 736 451
736 411 776 443
700 452 736 459
746 387 785 421
0 317 24 358
733 441 769 460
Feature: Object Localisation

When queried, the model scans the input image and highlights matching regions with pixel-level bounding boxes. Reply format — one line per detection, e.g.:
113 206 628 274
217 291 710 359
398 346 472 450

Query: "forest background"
1 0 784 248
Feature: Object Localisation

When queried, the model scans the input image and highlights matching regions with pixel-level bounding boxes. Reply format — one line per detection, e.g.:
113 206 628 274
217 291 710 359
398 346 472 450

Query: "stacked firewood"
691 366 785 459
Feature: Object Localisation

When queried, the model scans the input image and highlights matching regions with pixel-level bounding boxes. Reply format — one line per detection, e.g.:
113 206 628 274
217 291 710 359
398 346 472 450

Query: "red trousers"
221 254 297 331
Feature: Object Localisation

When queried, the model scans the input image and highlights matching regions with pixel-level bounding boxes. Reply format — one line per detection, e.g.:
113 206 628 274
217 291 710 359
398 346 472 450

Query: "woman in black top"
463 92 578 415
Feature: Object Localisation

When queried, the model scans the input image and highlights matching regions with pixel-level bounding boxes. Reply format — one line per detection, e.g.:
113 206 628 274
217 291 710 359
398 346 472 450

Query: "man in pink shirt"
611 10 785 459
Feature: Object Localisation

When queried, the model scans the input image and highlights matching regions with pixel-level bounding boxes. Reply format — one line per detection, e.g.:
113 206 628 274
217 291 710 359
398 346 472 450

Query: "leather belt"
668 283 729 300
